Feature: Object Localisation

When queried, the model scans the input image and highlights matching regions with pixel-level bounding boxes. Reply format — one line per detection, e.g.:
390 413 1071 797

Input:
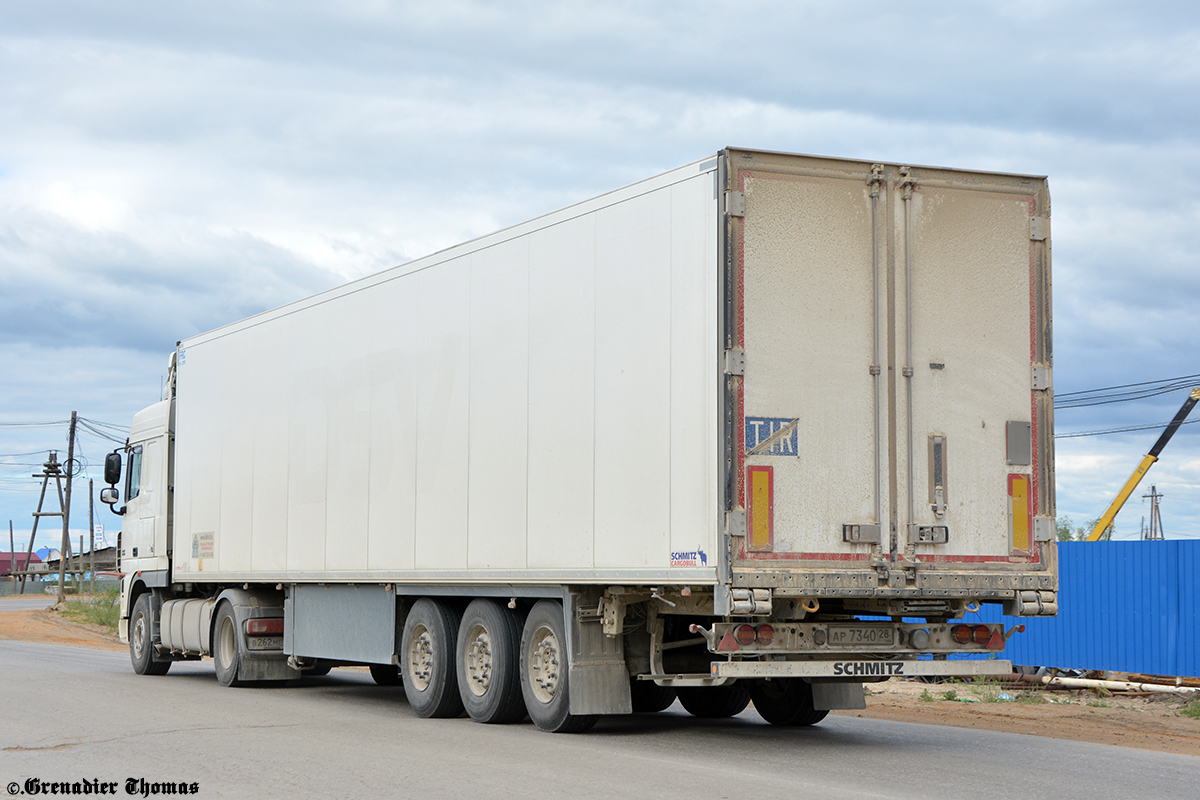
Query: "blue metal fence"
964 540 1200 677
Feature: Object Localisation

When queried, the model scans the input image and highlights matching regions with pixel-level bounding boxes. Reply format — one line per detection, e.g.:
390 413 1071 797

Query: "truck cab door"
120 400 172 574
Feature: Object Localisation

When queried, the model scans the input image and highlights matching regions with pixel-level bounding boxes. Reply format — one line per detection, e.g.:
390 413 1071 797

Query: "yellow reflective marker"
1008 473 1031 555
748 466 774 552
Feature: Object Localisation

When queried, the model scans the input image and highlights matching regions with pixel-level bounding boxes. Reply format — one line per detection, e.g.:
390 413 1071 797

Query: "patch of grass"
942 689 958 701
1086 699 1110 708
919 689 934 702
972 677 1004 703
1016 691 1046 705
1177 699 1200 719
59 586 120 633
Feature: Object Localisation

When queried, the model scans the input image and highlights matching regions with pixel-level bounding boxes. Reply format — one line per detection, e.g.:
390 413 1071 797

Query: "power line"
1055 418 1200 440
1056 373 1200 409
78 417 129 433
1057 372 1200 398
76 419 126 445
0 420 69 427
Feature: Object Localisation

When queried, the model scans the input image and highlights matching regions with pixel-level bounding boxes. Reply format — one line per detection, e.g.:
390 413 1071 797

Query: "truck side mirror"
100 487 125 516
104 451 122 485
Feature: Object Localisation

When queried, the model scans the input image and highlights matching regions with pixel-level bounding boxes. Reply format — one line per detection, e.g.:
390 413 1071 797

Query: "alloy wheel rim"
528 625 560 704
408 625 434 691
464 624 493 697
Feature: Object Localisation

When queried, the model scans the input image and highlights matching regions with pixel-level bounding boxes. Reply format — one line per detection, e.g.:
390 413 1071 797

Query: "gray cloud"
1 1 1198 540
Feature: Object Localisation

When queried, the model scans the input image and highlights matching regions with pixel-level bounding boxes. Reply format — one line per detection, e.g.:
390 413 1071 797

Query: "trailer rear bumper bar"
710 658 1012 680
641 658 1011 686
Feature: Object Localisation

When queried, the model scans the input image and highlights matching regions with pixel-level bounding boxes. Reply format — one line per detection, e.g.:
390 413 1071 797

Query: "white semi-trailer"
103 148 1057 732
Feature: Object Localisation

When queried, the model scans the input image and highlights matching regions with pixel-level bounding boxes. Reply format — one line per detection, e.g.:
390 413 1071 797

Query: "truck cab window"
126 446 143 501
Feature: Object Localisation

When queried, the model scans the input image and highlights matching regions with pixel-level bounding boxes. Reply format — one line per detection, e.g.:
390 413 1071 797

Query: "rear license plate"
247 635 283 650
827 625 894 646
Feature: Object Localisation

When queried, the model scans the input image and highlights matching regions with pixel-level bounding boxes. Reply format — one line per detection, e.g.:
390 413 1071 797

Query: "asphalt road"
2 641 1197 800
0 596 56 612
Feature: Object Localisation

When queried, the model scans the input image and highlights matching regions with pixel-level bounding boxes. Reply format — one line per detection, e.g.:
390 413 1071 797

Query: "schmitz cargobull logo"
832 661 905 676
670 549 708 567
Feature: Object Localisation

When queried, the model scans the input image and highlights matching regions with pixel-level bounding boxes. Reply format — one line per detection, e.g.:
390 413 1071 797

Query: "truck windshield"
127 446 143 501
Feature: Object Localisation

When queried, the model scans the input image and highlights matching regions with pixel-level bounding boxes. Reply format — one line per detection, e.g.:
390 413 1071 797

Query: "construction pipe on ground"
1008 672 1199 695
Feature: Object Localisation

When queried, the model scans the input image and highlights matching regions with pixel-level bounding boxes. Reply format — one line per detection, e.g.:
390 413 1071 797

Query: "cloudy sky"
2 1 1198 553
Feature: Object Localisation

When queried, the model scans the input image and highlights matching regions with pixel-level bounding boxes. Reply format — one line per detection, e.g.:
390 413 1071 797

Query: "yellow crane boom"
1087 387 1200 541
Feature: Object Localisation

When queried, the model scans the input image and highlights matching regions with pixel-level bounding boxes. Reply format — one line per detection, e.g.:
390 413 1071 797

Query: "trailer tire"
401 599 464 719
676 684 751 718
212 603 245 687
369 664 401 686
129 594 170 676
630 680 677 713
520 600 597 733
748 679 829 726
456 599 526 724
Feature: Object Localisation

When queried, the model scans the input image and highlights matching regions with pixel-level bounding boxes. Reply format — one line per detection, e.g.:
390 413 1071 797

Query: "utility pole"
1142 485 1165 540
56 412 77 604
89 479 95 593
19 452 66 595
8 521 13 587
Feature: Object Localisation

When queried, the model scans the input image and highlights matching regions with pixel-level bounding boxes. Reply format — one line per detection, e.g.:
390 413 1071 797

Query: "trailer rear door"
724 149 1053 593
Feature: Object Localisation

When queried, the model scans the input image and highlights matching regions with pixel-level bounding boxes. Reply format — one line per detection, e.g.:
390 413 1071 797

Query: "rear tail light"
952 623 993 645
755 624 774 646
735 624 757 646
246 618 284 635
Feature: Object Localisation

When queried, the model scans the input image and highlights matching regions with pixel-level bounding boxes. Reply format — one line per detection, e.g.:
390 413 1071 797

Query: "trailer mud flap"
566 591 632 715
710 659 1011 680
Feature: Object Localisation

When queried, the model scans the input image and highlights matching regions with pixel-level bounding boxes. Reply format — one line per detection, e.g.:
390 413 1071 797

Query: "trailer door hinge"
1031 364 1051 391
1030 216 1049 241
725 191 745 218
1033 518 1055 542
725 508 746 538
724 348 745 376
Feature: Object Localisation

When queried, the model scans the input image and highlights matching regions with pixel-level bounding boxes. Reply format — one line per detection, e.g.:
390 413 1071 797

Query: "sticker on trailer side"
671 549 709 567
745 417 799 456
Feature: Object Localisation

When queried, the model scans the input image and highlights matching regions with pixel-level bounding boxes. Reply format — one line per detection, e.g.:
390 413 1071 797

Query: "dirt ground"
2 599 1197 756
0 603 126 652
841 676 1200 757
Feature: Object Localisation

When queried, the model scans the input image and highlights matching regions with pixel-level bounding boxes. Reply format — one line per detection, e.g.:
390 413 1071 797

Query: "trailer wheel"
748 679 829 726
519 600 597 733
401 599 464 718
212 603 246 687
676 684 750 718
456 599 526 724
129 594 170 676
630 680 676 713
369 664 401 686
